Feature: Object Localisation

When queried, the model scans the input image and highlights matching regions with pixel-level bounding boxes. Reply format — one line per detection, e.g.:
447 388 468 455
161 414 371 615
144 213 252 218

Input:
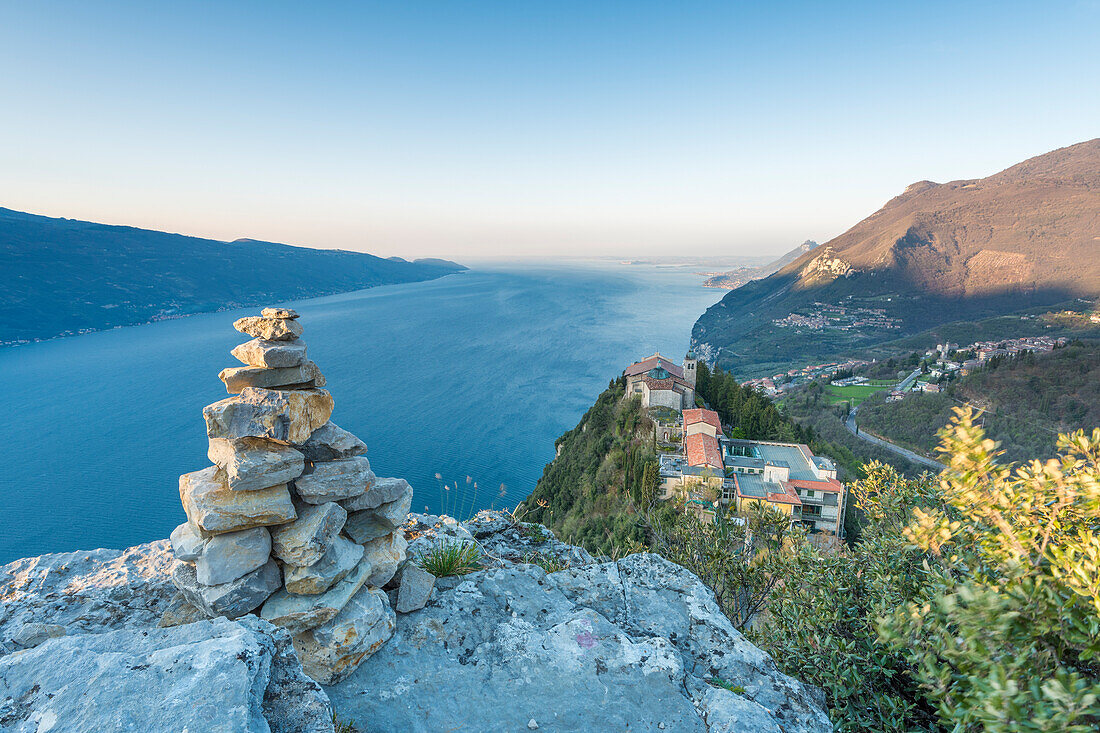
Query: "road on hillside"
897 367 922 392
845 407 946 471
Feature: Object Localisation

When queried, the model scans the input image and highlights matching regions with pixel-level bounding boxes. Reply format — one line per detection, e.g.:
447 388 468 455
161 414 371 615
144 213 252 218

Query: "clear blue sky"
1 1 1097 258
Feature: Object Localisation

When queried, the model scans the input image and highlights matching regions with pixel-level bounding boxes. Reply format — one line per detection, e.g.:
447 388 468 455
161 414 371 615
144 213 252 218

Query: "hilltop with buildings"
524 351 851 558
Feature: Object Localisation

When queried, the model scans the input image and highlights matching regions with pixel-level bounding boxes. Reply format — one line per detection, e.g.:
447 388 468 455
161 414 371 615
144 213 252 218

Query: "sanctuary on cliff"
623 351 698 410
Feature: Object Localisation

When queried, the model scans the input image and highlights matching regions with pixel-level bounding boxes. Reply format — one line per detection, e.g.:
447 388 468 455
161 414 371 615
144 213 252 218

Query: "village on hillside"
623 353 846 539
742 334 1069 401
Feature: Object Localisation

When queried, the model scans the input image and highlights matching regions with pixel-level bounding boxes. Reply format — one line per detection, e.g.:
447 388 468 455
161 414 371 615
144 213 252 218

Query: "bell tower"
683 350 697 387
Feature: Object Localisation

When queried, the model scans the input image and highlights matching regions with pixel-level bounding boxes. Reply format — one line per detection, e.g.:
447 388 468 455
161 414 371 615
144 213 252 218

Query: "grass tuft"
706 677 747 696
521 523 549 544
416 540 483 577
522 552 569 573
332 712 359 733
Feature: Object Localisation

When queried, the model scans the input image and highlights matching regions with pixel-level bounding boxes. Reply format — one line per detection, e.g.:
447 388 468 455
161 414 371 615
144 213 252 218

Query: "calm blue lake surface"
0 260 721 563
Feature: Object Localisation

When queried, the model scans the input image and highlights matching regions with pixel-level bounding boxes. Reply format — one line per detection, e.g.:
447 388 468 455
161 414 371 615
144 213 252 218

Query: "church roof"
624 354 685 379
648 365 671 379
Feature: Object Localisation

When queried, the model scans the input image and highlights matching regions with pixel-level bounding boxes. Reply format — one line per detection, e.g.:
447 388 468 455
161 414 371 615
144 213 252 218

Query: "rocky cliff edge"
0 512 832 733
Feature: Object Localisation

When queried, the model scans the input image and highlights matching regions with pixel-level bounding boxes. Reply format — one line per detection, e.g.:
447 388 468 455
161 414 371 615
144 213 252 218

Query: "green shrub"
880 409 1100 731
753 408 1100 731
750 464 940 731
415 540 483 577
332 712 358 733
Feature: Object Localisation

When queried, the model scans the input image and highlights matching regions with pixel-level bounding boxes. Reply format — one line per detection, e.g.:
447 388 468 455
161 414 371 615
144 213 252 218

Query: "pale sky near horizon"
1 1 1098 259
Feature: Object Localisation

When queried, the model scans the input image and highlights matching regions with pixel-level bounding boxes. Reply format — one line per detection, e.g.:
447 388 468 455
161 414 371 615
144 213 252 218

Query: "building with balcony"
723 439 845 535
659 433 847 536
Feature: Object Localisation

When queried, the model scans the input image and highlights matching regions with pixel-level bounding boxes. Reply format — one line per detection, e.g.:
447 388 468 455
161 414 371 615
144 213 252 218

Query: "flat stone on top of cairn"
166 307 414 684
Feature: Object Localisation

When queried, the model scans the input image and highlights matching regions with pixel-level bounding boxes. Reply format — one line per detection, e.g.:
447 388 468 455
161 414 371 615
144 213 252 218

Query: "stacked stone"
167 307 412 683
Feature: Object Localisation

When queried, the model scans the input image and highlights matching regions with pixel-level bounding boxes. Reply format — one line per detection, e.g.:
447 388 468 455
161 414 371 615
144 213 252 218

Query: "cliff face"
0 512 833 732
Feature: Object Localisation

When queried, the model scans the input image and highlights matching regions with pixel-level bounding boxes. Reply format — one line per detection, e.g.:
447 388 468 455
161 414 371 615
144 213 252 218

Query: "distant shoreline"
1 271 466 349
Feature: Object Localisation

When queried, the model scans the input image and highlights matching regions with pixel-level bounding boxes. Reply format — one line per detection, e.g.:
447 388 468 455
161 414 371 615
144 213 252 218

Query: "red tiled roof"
624 354 685 379
683 408 721 430
788 478 845 493
685 433 724 470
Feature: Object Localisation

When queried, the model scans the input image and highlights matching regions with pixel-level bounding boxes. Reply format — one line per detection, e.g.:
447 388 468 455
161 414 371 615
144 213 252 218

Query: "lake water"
0 260 721 563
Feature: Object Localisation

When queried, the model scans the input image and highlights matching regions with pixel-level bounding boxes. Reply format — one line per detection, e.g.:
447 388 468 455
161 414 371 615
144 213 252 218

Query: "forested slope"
857 341 1100 463
521 378 659 555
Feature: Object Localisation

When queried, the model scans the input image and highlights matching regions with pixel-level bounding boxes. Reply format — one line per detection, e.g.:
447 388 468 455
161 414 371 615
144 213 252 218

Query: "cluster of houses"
624 353 846 536
929 336 1067 379
742 358 870 397
772 302 903 332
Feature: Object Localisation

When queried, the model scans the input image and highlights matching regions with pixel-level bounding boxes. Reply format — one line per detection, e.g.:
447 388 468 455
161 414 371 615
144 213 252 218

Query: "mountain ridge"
702 240 819 289
693 139 1100 376
1 207 466 344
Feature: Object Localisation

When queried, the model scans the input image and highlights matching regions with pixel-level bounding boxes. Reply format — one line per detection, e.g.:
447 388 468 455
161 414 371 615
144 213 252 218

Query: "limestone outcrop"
0 615 330 733
0 512 833 731
330 513 833 733
167 308 411 685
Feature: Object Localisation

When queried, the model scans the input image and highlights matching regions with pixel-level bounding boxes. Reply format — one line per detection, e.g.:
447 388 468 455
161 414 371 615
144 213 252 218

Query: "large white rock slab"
270 502 346 567
172 559 282 619
359 531 407 587
342 476 409 512
208 437 305 491
295 456 373 504
284 536 365 596
220 361 326 394
231 338 308 368
180 466 296 536
0 616 331 733
196 527 272 586
298 422 368 462
261 558 372 634
293 587 395 685
204 388 333 444
0 542 177 643
234 315 304 341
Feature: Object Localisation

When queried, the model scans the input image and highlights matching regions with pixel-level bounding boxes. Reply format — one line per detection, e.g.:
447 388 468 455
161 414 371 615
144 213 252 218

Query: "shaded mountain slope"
693 139 1100 376
1 207 465 343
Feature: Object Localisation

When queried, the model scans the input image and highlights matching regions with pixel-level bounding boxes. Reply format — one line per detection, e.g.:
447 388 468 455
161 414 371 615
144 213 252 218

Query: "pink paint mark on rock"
576 631 597 649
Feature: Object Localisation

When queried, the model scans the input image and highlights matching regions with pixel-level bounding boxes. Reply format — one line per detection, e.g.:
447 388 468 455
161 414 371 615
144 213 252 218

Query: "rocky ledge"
0 513 832 732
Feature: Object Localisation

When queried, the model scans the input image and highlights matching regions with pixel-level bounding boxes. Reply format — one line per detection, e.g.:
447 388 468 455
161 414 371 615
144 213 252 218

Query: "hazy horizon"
2 1 1098 259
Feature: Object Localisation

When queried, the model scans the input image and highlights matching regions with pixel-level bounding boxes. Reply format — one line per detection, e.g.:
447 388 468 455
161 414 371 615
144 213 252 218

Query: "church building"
623 352 697 410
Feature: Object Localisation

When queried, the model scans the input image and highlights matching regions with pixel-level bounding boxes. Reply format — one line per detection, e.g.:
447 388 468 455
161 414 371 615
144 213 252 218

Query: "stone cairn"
168 307 414 684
